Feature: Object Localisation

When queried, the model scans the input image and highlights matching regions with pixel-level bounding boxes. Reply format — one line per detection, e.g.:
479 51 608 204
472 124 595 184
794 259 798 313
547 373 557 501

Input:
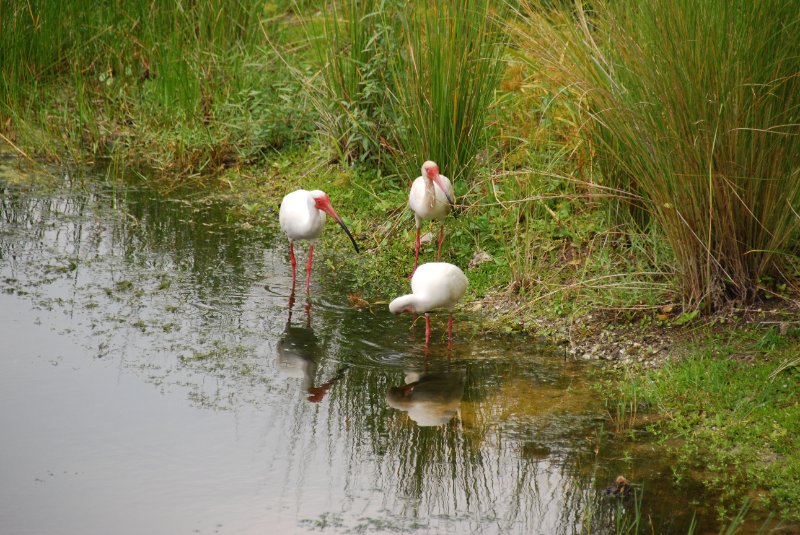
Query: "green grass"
388 0 505 187
512 0 800 311
604 325 800 521
5 1 799 324
1 0 312 170
307 0 504 186
1 0 671 324
309 0 398 167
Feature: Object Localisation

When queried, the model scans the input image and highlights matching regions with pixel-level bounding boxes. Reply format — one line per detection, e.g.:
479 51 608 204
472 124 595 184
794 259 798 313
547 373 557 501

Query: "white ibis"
408 161 455 275
279 189 359 290
389 262 467 347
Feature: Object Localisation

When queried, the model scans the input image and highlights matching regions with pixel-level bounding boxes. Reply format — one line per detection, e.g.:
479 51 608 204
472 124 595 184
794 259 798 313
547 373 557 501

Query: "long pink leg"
305 244 314 292
447 313 454 348
424 313 431 347
436 224 445 261
289 242 297 287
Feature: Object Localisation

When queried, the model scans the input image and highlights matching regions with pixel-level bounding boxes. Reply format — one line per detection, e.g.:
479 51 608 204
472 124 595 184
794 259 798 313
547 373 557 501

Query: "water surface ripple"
0 173 724 534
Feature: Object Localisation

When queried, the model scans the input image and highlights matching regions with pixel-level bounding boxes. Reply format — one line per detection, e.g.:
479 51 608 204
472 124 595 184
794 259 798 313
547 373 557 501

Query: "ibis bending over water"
389 262 467 347
386 369 466 427
279 189 359 290
408 161 455 275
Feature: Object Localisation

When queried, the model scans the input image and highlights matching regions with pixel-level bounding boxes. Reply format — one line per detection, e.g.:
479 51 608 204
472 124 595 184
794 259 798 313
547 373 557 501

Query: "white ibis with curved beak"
389 262 467 347
279 189 359 290
408 161 455 276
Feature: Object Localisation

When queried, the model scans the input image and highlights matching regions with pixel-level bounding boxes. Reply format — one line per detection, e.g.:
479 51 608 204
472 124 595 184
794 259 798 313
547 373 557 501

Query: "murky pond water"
0 162 733 534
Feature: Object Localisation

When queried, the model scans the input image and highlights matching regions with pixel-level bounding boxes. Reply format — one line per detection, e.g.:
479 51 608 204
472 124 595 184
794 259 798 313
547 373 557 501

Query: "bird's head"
420 160 454 208
422 160 439 181
309 190 360 253
389 294 417 315
310 190 331 211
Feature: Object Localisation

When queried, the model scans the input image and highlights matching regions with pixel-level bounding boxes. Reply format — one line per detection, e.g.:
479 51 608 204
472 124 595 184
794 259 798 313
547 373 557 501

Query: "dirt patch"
479 293 800 368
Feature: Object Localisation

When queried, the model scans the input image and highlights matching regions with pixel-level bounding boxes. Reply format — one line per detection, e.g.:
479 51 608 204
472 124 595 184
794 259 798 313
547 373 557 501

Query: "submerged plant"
513 0 800 310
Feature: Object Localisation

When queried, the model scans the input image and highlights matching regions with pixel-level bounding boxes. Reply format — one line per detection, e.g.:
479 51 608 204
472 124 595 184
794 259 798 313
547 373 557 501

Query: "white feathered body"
408 174 453 227
279 189 326 242
389 262 468 314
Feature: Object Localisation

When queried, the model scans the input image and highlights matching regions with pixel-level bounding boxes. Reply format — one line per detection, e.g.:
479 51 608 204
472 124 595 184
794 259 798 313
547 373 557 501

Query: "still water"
0 162 725 534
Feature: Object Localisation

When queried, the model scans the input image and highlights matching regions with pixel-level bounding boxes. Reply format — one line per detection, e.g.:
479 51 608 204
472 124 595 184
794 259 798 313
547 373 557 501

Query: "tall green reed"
1 1 265 124
313 0 504 185
312 0 399 166
512 0 800 309
389 0 504 186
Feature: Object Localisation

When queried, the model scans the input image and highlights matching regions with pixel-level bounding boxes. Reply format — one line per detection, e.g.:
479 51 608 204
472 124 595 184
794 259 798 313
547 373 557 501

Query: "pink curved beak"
316 196 360 253
427 167 454 208
432 174 455 208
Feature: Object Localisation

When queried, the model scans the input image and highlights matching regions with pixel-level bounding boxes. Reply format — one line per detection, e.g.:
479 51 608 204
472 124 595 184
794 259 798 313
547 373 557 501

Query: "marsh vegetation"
2 0 799 527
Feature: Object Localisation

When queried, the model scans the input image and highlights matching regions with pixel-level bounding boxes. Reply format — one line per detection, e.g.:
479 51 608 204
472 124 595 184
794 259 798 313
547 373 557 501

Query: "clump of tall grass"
512 0 800 310
1 0 266 118
389 0 505 186
313 0 504 185
310 0 399 167
1 0 298 169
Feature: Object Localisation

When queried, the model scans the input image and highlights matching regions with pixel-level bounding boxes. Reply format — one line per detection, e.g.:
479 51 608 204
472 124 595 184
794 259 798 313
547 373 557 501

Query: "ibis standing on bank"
279 189 359 290
389 262 468 347
408 161 455 276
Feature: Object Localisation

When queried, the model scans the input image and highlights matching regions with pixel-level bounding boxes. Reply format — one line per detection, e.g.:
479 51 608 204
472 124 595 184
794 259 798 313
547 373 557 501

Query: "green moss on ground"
603 323 800 521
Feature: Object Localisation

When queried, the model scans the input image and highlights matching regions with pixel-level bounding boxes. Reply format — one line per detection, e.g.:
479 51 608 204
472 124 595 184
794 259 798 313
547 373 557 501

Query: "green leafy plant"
311 0 400 167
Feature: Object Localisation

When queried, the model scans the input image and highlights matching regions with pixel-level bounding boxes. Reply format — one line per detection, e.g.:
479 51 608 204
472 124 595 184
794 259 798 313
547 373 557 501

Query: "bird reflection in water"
386 369 466 427
277 289 346 403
